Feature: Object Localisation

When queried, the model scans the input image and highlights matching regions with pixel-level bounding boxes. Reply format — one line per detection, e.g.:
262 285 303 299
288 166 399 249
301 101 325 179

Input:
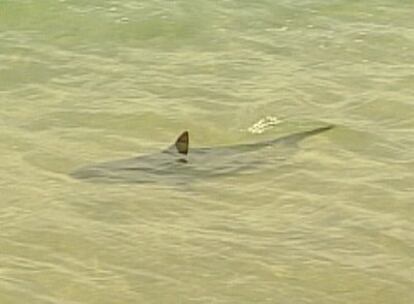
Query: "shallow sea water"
1 0 414 303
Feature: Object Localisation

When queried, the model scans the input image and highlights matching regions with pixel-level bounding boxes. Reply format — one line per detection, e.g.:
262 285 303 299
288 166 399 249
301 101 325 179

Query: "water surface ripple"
1 0 413 303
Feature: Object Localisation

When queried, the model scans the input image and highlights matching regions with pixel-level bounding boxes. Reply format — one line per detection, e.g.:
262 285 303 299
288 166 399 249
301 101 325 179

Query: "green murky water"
1 1 413 303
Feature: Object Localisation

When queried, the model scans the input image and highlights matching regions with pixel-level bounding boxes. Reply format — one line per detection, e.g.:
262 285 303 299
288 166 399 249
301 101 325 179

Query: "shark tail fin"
174 131 189 155
278 125 335 145
298 125 334 138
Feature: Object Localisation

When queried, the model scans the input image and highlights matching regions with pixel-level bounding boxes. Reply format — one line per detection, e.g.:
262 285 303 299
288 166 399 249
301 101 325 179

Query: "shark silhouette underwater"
71 125 334 184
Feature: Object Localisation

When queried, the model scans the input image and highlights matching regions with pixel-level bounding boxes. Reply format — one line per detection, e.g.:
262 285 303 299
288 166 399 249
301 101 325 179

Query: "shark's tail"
275 125 335 145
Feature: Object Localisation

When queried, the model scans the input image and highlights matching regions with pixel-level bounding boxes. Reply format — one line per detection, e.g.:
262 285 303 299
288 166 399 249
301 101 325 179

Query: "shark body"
71 125 334 184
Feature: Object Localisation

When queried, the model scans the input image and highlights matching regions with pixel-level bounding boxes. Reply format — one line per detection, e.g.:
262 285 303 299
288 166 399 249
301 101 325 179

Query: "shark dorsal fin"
174 131 189 155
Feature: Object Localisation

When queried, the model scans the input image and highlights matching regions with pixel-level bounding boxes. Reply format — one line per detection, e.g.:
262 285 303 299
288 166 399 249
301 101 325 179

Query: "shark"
71 125 334 184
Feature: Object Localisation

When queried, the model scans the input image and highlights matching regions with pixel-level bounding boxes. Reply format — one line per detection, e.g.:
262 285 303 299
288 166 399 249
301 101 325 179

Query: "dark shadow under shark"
71 125 334 184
